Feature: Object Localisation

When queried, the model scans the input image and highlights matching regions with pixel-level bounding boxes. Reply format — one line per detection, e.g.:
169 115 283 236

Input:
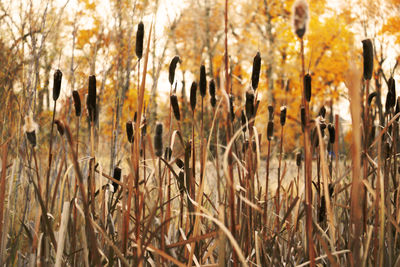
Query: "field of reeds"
1 0 400 266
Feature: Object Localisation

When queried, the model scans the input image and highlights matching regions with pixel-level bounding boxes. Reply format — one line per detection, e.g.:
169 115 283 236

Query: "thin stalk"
264 140 271 226
46 101 57 208
276 126 284 226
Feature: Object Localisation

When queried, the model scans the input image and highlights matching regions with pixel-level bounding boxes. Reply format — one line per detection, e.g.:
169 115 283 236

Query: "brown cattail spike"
229 95 235 122
154 122 163 157
126 121 134 143
267 121 274 141
241 110 247 132
169 56 180 85
87 75 97 122
389 77 396 103
54 120 65 136
328 123 335 144
368 92 377 106
190 81 197 112
251 52 261 90
280 106 287 126
245 90 255 119
53 69 62 101
199 65 207 98
72 91 81 117
112 167 121 191
23 112 38 147
304 74 311 102
170 94 181 121
386 91 394 114
362 39 374 80
209 79 216 107
319 106 326 118
296 152 302 167
136 22 144 59
300 106 306 132
292 0 309 38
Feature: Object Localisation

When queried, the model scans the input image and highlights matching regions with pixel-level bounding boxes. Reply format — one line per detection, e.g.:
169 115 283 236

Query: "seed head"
328 123 335 144
251 52 261 90
280 106 287 126
241 110 247 132
268 105 274 121
199 65 207 98
112 167 122 191
304 74 311 102
296 152 302 167
87 75 97 122
72 90 81 117
23 112 38 147
368 92 377 106
362 39 374 80
154 122 163 157
126 121 134 143
209 79 216 107
267 121 274 141
389 77 396 102
54 120 65 136
169 56 180 85
170 93 181 121
292 0 309 38
229 94 235 122
53 69 62 101
136 22 144 59
319 106 326 118
190 81 197 112
245 90 255 119
300 106 306 132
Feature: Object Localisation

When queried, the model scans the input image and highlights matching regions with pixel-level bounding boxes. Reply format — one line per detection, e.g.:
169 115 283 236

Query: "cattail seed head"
300 106 306 132
292 0 309 38
112 167 121 191
126 121 134 143
154 122 163 157
190 81 197 112
267 121 274 141
296 152 302 167
241 110 247 132
304 74 311 102
211 97 216 107
87 75 97 122
280 106 287 126
23 112 38 147
245 90 255 119
389 77 396 102
54 120 65 136
251 52 261 90
209 79 216 98
328 123 335 144
141 116 147 136
386 91 395 113
169 56 180 85
170 94 181 121
319 106 326 118
199 65 207 98
176 158 184 169
362 39 374 80
136 22 144 59
368 91 377 106
268 105 274 121
72 90 81 117
53 69 62 101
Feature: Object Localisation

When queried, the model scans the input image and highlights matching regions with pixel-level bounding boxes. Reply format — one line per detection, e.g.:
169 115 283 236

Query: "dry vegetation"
1 0 400 266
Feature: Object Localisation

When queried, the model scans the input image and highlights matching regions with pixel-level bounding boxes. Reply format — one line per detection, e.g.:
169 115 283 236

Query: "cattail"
319 106 326 118
136 22 144 59
87 75 97 122
328 123 335 144
126 121 134 143
300 106 306 132
176 158 184 169
319 196 326 222
229 94 235 122
304 74 311 102
267 121 274 141
296 152 302 167
154 122 163 157
164 147 172 160
54 120 65 136
209 79 216 107
362 39 374 80
386 91 394 113
141 116 147 136
72 90 81 117
389 77 396 103
112 167 121 191
23 112 38 147
251 52 261 90
199 65 207 98
280 106 287 126
268 105 274 121
133 111 137 123
170 93 181 121
53 69 62 101
245 90 255 119
292 0 309 38
190 81 197 112
177 171 185 194
241 110 247 132
169 56 180 85
368 91 377 106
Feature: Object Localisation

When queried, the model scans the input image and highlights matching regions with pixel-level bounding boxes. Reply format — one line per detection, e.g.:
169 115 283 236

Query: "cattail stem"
46 101 57 208
264 140 271 226
277 126 284 221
